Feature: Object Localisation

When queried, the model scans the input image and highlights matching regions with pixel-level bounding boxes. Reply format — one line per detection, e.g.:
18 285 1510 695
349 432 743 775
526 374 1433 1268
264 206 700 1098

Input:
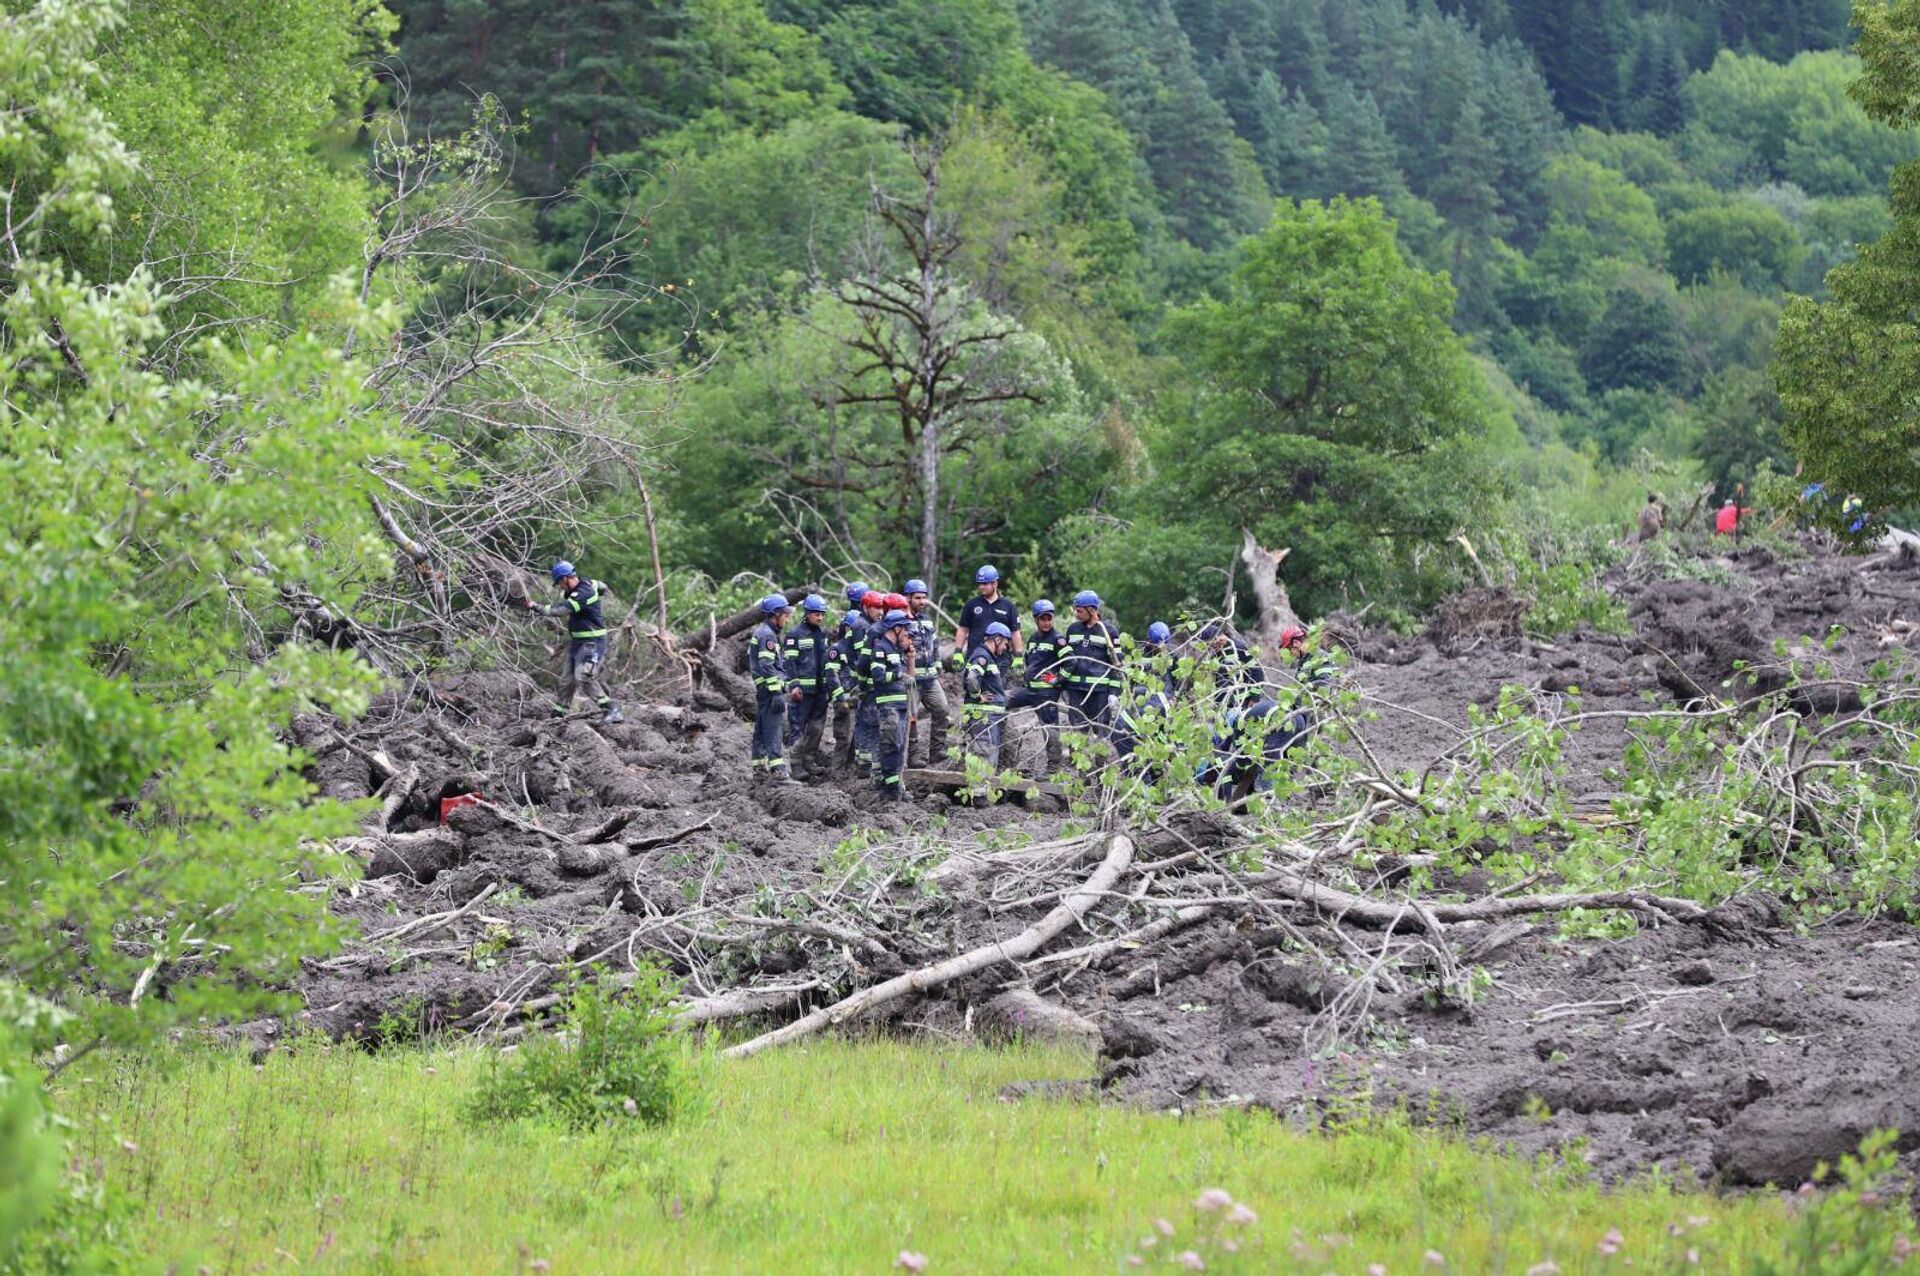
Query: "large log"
722 832 1135 1059
673 584 816 652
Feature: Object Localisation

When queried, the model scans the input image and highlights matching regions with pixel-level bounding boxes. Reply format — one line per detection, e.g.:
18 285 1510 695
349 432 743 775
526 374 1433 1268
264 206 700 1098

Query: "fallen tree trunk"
722 832 1136 1059
672 584 815 653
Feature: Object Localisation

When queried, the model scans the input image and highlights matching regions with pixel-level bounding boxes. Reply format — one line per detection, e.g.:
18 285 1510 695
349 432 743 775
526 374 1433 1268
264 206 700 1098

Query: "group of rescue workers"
531 561 1335 806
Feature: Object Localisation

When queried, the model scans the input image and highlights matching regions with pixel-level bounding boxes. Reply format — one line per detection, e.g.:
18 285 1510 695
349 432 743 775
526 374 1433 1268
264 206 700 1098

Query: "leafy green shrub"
465 966 692 1130
1754 1130 1917 1275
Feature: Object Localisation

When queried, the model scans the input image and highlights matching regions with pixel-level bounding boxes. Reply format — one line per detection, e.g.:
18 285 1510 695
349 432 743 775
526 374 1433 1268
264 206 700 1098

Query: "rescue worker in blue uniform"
1197 621 1265 710
1062 590 1122 742
782 594 833 780
903 579 952 768
962 621 1014 776
748 594 794 781
850 589 888 776
1112 621 1176 764
827 609 864 776
1006 599 1069 775
525 561 622 723
955 565 1021 671
865 609 916 802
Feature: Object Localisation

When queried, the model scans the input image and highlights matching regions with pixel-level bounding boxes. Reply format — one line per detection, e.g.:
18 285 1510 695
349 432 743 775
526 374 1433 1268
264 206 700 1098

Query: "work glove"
945 651 965 672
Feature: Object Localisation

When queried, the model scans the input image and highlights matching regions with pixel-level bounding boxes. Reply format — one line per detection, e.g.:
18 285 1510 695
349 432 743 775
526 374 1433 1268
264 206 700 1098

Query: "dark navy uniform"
1063 618 1122 734
783 616 833 776
536 578 618 720
958 595 1020 669
828 617 865 773
962 643 1009 773
864 632 913 800
748 620 788 775
1007 620 1070 773
906 610 951 767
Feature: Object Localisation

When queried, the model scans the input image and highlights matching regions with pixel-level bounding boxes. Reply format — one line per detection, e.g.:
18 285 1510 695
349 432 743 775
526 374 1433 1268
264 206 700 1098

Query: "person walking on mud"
748 595 795 783
783 594 833 780
525 561 622 724
865 609 916 802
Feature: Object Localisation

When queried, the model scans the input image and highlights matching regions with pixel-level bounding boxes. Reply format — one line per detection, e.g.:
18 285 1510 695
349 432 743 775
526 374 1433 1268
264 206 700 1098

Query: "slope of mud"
295 534 1920 1187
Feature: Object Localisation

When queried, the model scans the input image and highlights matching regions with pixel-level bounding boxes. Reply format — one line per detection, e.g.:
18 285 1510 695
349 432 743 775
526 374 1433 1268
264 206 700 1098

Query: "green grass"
56 1038 1799 1274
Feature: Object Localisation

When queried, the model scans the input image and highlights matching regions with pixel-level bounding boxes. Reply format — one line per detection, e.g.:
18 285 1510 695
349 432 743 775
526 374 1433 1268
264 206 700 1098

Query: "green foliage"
1753 1130 1918 1274
1146 198 1494 617
1778 1 1920 511
465 967 693 1130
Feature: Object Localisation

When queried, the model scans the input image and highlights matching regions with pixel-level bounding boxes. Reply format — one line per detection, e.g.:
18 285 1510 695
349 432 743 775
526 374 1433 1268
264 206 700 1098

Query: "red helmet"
861 590 886 610
884 592 909 611
1278 624 1308 650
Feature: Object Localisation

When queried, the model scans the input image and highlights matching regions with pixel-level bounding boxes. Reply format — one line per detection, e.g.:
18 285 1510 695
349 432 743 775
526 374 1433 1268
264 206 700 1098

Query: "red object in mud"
439 793 484 825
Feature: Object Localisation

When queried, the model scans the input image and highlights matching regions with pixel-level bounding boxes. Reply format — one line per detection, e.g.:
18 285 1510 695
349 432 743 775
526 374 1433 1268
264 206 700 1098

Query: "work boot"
600 702 624 724
549 704 568 720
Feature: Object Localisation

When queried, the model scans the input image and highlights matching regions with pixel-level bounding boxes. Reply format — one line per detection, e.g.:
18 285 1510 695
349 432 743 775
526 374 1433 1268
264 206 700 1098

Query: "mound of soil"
293 533 1920 1187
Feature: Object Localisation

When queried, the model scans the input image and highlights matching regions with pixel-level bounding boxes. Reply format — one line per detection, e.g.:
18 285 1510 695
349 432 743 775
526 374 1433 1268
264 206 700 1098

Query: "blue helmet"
550 560 576 582
904 578 929 596
1031 599 1055 617
844 581 870 605
802 594 828 614
881 609 912 629
984 621 1013 640
1147 621 1171 644
1072 589 1102 609
842 610 862 628
974 565 1000 585
760 594 791 615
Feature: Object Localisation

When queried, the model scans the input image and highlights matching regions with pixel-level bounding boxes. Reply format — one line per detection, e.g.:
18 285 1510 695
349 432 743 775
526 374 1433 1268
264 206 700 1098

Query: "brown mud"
294 533 1920 1187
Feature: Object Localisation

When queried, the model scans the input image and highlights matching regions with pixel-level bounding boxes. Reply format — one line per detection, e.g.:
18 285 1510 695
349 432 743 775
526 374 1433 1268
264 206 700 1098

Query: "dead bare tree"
1239 528 1301 658
832 136 1043 591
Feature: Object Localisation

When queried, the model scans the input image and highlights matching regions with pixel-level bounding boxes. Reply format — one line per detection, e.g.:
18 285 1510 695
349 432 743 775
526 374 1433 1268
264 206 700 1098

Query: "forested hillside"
380 0 1903 620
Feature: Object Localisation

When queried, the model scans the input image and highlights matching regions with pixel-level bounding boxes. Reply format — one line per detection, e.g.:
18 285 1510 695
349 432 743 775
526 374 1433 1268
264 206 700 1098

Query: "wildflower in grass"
1686 1215 1711 1229
1222 1239 1240 1254
1685 1249 1700 1265
1172 1251 1206 1270
1195 1188 1233 1212
1155 1218 1176 1237
529 1262 550 1273
1368 1265 1388 1274
1140 1235 1159 1250
1125 1257 1143 1268
1797 1182 1816 1197
893 1251 928 1272
1526 1263 1561 1276
1227 1203 1257 1226
1424 1253 1447 1268
1596 1227 1622 1256
623 1098 638 1116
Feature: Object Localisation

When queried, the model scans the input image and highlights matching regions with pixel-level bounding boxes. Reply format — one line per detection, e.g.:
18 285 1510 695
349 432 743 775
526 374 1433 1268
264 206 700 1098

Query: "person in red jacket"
1714 498 1752 536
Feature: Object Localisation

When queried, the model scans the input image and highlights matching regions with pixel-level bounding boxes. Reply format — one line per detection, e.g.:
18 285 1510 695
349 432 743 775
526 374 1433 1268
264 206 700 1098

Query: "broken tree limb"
368 763 420 833
1239 528 1299 660
722 832 1136 1059
623 814 715 852
364 881 499 948
577 809 639 844
1260 872 1709 928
